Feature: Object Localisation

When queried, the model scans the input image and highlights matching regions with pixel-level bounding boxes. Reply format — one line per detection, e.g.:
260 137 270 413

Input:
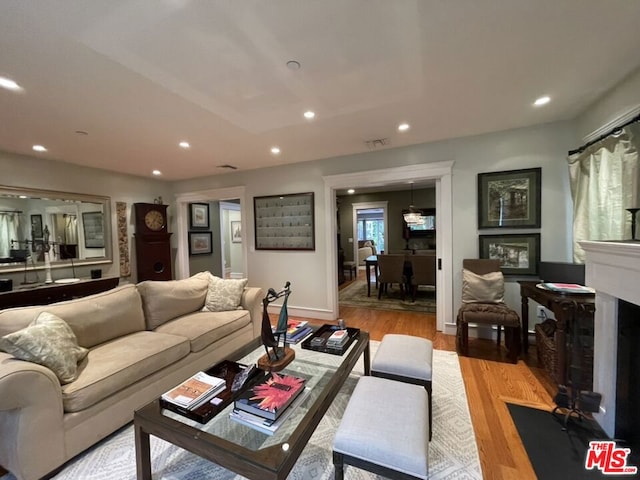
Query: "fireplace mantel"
580 240 640 437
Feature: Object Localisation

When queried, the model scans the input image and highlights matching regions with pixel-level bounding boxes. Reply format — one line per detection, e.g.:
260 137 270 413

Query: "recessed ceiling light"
303 110 315 120
179 141 190 149
286 60 301 71
347 189 355 194
152 170 162 176
32 145 47 152
75 130 88 136
398 123 410 132
0 76 23 92
271 146 281 155
534 96 551 107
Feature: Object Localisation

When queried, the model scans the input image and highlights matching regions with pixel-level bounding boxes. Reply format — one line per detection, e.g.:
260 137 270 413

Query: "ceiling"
2 1 640 181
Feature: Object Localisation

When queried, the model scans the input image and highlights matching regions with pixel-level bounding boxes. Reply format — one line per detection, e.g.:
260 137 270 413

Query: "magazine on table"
285 326 314 344
537 282 595 294
230 387 311 435
233 371 306 421
161 371 226 410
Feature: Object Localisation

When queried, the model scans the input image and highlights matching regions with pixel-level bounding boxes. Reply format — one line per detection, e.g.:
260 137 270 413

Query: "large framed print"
189 203 210 229
479 233 540 276
478 167 541 229
82 211 105 248
189 231 212 255
254 192 315 250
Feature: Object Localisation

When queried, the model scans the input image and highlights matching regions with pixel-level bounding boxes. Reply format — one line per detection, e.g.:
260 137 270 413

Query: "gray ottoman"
333 376 429 480
372 334 433 440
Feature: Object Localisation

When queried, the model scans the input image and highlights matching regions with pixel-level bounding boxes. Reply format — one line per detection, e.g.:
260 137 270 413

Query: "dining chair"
376 254 408 300
409 254 436 301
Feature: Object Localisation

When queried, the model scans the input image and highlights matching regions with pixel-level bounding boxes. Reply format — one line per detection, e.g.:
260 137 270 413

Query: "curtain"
0 213 21 258
568 123 640 262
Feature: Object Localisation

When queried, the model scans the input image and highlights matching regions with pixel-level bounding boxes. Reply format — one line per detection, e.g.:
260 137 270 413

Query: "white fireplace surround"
580 240 640 437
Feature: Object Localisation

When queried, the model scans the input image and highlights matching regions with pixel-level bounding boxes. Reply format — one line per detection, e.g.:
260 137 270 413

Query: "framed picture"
189 203 210 229
254 192 315 250
230 220 242 243
82 211 105 248
479 233 540 276
478 167 541 229
189 231 212 255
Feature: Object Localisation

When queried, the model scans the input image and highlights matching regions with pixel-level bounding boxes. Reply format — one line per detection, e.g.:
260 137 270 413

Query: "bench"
333 375 429 479
371 334 433 440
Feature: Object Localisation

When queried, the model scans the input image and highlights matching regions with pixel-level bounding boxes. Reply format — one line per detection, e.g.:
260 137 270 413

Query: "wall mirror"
0 185 112 273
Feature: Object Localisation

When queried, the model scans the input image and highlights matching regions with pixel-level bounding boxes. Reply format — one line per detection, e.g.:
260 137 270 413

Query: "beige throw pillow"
0 312 88 384
461 269 505 304
203 275 248 312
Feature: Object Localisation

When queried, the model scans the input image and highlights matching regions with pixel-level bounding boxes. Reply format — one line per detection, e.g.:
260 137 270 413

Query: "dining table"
364 255 379 296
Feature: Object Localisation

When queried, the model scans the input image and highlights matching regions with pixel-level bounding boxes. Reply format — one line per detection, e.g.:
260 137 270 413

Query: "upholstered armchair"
456 259 521 363
357 240 376 265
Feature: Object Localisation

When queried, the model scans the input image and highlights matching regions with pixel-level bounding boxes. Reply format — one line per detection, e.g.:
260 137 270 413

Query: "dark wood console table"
518 281 595 388
0 277 119 310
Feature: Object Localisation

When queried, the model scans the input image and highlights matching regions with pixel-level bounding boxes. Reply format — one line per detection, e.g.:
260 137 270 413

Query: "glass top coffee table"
134 331 370 480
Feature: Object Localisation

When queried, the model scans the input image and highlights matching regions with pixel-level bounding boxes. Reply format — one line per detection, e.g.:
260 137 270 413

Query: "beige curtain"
568 124 640 262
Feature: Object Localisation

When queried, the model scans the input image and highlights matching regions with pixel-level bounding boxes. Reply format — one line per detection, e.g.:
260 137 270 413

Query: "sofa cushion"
203 276 248 312
461 269 505 304
61 331 190 412
0 311 88 384
0 284 146 348
154 310 251 352
138 271 210 330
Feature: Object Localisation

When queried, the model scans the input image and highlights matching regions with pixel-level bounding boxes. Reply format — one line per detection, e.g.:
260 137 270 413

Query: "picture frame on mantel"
254 192 315 250
478 167 541 229
479 233 540 276
189 203 210 229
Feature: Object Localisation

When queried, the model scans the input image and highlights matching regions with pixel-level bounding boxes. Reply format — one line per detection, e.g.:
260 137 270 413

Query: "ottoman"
371 334 433 440
333 376 429 480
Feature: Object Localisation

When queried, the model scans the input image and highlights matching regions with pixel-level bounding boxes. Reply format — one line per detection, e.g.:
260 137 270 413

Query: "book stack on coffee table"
161 371 226 411
230 371 308 435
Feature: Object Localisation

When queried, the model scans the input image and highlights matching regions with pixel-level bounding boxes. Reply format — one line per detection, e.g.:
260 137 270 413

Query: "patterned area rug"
2 343 480 480
339 279 436 313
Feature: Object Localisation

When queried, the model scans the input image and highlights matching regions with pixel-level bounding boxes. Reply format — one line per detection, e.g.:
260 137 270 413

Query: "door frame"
351 201 388 262
323 161 453 332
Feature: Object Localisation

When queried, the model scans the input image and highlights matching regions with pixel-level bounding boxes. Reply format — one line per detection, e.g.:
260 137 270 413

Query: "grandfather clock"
134 203 172 281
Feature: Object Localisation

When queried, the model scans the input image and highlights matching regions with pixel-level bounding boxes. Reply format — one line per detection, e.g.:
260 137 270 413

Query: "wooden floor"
322 271 557 479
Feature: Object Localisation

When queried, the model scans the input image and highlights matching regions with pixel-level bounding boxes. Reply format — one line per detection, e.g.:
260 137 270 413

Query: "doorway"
323 161 453 332
352 202 388 261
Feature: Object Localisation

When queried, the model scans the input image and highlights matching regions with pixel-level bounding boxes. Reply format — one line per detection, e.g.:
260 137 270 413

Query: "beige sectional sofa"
0 272 263 480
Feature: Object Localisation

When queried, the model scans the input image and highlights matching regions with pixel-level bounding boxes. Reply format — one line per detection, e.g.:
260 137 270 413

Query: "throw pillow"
0 312 88 384
203 275 248 312
461 269 505 304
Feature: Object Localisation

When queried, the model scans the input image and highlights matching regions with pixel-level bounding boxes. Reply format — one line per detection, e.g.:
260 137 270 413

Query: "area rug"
339 279 436 313
507 403 638 480
2 344 480 480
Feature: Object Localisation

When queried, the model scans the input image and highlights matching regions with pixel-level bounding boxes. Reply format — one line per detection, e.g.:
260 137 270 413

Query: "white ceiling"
1 1 640 181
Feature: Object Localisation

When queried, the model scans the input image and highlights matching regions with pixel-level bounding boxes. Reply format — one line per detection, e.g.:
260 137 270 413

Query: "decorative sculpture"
258 281 295 371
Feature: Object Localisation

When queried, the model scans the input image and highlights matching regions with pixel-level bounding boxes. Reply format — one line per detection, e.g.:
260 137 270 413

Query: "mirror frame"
0 185 113 273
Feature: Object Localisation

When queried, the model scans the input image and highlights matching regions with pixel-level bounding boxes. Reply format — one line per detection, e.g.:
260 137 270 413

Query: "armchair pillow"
0 311 88 384
461 269 505 304
203 275 249 312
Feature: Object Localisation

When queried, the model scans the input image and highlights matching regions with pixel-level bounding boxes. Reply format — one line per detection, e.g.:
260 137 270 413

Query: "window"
356 208 385 252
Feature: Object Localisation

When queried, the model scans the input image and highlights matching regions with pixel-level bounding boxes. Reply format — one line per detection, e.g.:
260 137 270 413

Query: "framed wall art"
479 233 540 276
82 211 105 248
189 203 210 229
231 220 242 243
189 231 212 255
254 192 315 250
478 167 541 229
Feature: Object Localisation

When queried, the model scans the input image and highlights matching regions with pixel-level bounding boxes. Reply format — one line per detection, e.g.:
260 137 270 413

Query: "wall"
338 187 435 261
171 120 576 322
0 150 172 285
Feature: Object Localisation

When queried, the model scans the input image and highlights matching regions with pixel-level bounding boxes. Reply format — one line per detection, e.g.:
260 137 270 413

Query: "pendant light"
403 183 425 225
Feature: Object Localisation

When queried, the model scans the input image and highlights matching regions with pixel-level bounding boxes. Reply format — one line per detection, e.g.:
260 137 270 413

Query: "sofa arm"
0 353 66 480
241 287 264 339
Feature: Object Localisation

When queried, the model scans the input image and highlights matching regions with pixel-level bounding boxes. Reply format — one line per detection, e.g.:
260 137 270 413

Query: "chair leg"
378 283 383 299
496 324 502 347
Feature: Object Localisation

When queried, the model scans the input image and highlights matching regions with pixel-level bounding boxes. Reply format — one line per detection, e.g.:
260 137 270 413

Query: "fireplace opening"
616 299 640 463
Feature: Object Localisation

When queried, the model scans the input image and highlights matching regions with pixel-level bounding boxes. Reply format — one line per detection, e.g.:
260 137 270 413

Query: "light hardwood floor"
314 271 557 480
